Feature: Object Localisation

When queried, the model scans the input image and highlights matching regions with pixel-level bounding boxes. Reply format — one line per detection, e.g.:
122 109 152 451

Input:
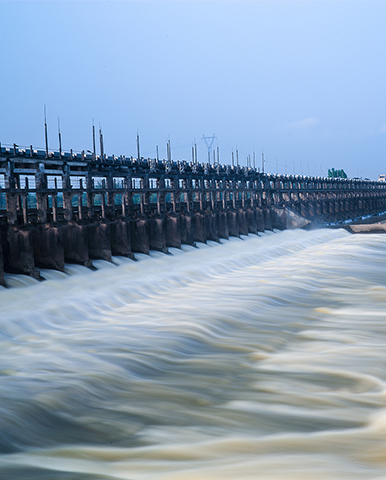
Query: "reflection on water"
1 228 386 479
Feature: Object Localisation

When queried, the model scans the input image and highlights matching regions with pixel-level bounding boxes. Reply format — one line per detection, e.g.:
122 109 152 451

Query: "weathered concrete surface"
180 214 195 246
246 209 258 234
149 217 168 252
345 223 386 234
87 222 112 262
32 225 65 271
263 208 273 231
238 210 249 236
193 213 207 243
130 219 150 254
110 219 132 256
206 213 219 242
62 223 91 266
228 211 239 237
256 208 265 232
217 211 229 239
285 208 311 229
271 207 287 230
0 226 38 277
165 214 181 248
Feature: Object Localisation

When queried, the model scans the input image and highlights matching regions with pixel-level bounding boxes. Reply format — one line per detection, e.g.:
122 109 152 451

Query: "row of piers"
1 145 386 285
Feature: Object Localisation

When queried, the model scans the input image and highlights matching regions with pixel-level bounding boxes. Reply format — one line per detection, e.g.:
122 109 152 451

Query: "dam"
1 142 386 284
1 144 386 478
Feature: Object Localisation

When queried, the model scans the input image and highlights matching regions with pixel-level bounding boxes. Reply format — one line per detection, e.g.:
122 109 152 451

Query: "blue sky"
1 0 385 179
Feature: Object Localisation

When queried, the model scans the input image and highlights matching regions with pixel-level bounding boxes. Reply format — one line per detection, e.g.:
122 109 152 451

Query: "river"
1 228 386 479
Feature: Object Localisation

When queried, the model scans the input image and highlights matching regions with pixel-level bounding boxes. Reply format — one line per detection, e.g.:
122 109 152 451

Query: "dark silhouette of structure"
1 142 385 285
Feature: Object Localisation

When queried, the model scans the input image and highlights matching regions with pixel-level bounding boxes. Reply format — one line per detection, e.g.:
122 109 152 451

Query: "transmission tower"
202 133 216 164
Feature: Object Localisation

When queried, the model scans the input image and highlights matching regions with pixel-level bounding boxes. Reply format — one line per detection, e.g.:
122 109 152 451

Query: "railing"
1 142 386 226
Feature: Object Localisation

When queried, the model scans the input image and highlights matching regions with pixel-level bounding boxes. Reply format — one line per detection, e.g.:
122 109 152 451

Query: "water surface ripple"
1 228 386 479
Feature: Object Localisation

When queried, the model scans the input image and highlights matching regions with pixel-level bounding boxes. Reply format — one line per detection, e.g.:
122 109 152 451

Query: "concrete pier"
1 226 38 277
88 222 112 262
62 223 91 267
130 219 149 254
32 224 65 271
110 219 132 257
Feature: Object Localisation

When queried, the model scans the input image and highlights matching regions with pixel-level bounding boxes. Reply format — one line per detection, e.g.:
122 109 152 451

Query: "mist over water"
1 228 386 479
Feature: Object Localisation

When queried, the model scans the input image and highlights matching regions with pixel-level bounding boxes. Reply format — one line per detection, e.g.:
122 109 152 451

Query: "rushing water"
1 228 386 479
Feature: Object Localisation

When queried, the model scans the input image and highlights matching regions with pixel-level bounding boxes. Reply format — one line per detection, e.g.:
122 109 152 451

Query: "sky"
1 0 386 179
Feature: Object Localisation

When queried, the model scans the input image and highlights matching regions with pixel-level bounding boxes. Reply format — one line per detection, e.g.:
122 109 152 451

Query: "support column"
5 161 17 225
36 162 48 223
63 164 73 222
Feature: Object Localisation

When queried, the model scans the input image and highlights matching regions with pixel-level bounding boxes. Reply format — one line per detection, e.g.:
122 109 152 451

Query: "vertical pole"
213 149 216 165
262 153 265 173
52 194 58 223
44 105 48 158
199 179 203 211
52 178 58 223
137 132 140 160
99 127 104 161
157 179 161 215
217 146 220 165
140 178 145 215
121 189 126 217
253 152 256 169
58 117 62 158
195 142 197 164
23 177 28 224
92 122 96 160
232 151 234 167
172 176 177 213
186 178 191 213
36 163 47 223
236 149 239 167
192 145 195 163
156 145 159 161
78 178 83 220
101 179 106 218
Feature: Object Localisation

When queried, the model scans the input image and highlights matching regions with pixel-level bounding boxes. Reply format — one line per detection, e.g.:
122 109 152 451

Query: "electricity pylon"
202 134 216 164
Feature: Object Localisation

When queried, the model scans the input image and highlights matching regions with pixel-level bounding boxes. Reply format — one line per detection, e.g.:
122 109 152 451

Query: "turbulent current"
1 228 386 479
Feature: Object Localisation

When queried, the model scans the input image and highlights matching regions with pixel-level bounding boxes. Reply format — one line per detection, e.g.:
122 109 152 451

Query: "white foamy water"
1 228 386 479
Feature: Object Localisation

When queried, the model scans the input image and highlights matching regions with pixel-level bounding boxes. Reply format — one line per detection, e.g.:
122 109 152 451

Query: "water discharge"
1 228 386 479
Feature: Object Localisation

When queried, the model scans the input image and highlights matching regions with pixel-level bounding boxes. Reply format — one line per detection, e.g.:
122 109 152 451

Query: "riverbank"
329 211 386 233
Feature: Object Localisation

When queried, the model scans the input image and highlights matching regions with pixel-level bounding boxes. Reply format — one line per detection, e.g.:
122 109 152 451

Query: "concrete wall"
0 201 382 284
